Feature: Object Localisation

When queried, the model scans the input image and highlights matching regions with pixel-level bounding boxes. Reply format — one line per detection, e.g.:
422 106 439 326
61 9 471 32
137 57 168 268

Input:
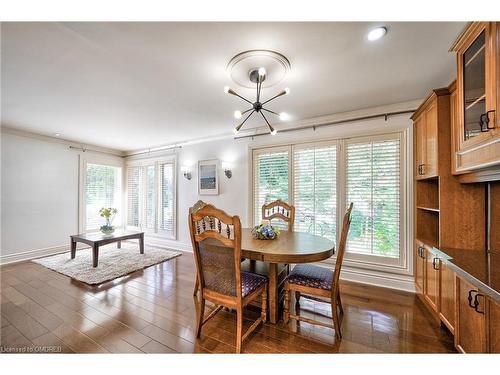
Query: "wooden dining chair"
283 202 353 339
191 200 208 296
261 199 295 231
189 203 268 353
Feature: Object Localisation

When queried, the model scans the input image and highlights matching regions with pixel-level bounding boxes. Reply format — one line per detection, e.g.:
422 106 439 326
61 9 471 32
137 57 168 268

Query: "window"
84 163 122 231
253 147 290 226
251 133 406 268
345 138 401 259
293 143 337 241
126 158 176 238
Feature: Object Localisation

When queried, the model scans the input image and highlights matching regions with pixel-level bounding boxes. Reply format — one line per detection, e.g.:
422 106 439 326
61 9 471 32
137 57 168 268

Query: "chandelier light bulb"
234 110 242 119
271 129 277 136
279 112 289 121
224 86 230 94
284 87 290 95
233 127 239 134
258 67 266 76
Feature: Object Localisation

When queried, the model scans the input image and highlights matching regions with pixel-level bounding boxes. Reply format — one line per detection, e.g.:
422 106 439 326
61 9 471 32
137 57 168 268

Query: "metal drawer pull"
479 113 489 132
473 293 485 314
486 110 496 130
467 290 477 308
432 257 440 270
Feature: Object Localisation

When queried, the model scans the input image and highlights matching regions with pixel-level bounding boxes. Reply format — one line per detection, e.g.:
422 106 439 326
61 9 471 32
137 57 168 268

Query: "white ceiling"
1 22 465 151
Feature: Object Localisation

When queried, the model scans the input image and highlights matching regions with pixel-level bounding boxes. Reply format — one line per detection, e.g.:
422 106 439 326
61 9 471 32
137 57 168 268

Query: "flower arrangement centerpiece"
251 219 280 240
99 207 117 235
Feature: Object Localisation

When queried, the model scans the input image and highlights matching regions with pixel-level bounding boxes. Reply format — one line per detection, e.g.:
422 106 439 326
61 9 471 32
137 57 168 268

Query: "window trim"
249 130 410 274
125 155 177 240
340 132 407 270
78 154 124 234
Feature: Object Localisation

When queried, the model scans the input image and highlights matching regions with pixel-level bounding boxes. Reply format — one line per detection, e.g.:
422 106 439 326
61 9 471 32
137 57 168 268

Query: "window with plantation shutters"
293 143 337 242
345 138 401 258
253 148 290 227
85 163 122 231
126 166 141 227
158 162 175 236
125 158 176 238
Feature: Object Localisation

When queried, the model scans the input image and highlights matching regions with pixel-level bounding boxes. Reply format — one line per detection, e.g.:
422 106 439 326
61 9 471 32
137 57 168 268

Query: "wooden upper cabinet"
414 115 427 179
412 90 448 180
425 101 439 178
455 277 487 353
451 22 500 174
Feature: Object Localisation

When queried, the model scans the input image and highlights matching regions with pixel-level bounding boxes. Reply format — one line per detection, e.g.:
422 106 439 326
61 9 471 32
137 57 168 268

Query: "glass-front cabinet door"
452 22 500 174
462 30 486 141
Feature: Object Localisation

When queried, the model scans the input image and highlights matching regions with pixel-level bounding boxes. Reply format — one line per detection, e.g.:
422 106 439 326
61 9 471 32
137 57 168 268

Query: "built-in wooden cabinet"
412 90 444 179
456 277 487 353
451 22 500 175
439 260 455 333
414 241 425 294
487 298 500 353
424 246 439 313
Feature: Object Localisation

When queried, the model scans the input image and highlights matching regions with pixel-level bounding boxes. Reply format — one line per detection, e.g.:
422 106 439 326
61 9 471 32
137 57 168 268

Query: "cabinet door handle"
432 257 440 270
486 110 496 130
474 293 485 314
467 289 477 308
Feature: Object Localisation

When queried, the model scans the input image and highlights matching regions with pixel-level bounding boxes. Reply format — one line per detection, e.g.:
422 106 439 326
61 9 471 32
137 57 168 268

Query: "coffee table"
70 230 145 267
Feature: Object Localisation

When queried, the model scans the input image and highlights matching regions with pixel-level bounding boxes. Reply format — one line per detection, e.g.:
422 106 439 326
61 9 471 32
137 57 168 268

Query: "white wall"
0 130 123 263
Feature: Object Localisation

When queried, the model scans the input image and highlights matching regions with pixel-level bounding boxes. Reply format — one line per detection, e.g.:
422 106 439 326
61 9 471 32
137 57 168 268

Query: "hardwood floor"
0 251 456 353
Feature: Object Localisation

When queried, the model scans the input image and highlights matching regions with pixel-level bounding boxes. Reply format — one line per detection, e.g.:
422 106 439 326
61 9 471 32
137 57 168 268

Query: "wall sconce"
181 166 192 180
222 161 232 179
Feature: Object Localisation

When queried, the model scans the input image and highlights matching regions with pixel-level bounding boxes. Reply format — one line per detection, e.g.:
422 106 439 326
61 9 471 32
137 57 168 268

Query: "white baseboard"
338 265 415 293
0 243 88 265
145 237 192 252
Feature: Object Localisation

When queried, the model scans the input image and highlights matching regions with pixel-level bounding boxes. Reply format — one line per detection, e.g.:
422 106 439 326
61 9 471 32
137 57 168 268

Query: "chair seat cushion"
286 264 333 290
241 271 267 297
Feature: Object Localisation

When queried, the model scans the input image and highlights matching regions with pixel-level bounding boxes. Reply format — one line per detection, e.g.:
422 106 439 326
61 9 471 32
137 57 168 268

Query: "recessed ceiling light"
367 27 387 41
54 133 61 137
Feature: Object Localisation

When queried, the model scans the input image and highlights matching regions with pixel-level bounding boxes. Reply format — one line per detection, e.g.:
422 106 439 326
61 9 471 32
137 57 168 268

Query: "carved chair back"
188 203 243 299
331 202 353 294
261 199 295 231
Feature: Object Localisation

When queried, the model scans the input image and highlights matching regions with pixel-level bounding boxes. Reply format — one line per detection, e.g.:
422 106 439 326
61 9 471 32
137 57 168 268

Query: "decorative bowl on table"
100 225 115 235
251 223 280 240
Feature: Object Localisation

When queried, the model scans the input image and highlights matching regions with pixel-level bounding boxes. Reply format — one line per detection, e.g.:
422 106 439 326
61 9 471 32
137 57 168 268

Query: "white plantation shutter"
253 148 290 227
126 166 141 227
293 143 337 241
85 163 122 231
144 165 156 230
159 162 175 236
125 159 176 238
346 138 401 258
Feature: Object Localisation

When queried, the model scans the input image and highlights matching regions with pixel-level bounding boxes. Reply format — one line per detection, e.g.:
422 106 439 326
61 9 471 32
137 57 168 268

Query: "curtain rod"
68 145 124 157
233 109 416 140
125 145 182 158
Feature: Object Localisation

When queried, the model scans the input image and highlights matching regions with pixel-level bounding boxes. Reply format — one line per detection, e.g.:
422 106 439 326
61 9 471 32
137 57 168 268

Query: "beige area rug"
32 242 182 285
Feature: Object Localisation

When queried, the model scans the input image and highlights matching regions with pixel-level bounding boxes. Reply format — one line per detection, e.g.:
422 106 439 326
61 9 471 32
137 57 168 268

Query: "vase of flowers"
99 207 117 235
251 219 280 240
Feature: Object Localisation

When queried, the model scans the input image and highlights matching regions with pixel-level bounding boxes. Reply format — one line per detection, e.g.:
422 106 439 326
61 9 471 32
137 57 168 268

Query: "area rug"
32 242 182 285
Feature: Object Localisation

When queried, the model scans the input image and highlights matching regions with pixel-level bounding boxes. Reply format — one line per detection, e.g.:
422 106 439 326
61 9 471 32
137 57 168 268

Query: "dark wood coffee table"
70 230 145 267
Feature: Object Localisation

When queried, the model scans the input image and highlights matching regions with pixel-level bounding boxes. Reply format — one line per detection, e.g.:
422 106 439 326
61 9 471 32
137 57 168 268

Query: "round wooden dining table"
240 228 335 324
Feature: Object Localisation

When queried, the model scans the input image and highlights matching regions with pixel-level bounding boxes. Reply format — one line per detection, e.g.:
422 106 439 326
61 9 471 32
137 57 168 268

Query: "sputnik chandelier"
224 67 290 135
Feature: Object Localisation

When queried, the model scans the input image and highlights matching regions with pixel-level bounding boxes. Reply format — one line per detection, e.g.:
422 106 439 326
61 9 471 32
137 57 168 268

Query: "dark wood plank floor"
0 251 456 353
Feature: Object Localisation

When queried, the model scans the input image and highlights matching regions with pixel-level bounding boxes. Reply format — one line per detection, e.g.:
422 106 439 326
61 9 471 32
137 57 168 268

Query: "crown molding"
1 125 125 157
